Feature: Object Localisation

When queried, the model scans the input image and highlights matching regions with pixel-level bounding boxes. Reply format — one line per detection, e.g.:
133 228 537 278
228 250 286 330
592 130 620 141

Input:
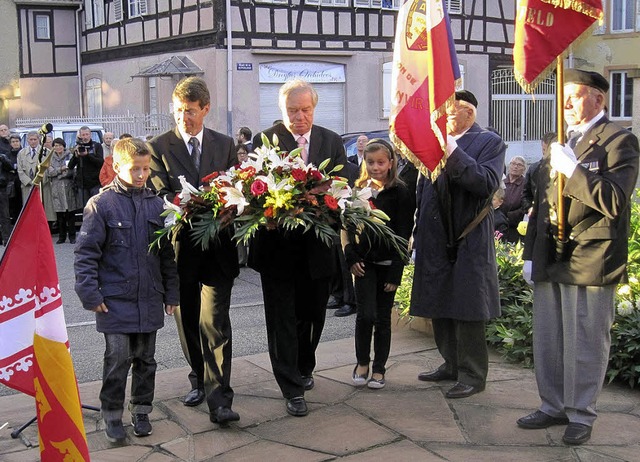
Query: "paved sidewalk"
1 328 639 461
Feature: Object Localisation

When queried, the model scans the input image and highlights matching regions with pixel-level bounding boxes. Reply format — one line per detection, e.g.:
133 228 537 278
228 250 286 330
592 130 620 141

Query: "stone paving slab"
339 440 442 461
247 404 397 456
210 440 331 461
427 444 577 461
163 428 258 460
2 329 640 461
452 403 551 445
347 388 465 443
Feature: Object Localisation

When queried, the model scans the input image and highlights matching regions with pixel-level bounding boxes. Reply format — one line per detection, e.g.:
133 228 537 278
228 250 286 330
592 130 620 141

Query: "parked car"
341 129 392 159
11 123 105 148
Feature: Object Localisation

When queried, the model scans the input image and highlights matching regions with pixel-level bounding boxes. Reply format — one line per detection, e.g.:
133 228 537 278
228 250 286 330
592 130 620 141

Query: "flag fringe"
515 20 600 94
541 0 604 21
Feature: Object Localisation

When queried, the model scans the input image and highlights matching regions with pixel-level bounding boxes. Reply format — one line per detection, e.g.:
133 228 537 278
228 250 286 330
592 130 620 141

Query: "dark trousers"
174 268 235 409
201 281 235 409
56 211 76 240
100 332 157 421
260 271 330 399
329 239 356 305
354 263 395 375
0 189 13 243
432 318 488 389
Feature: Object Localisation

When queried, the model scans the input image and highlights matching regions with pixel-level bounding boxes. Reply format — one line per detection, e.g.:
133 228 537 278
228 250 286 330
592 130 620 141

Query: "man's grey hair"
278 79 318 110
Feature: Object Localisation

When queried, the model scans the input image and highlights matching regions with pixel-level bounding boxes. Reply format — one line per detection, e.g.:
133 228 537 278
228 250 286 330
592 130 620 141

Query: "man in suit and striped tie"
149 77 240 426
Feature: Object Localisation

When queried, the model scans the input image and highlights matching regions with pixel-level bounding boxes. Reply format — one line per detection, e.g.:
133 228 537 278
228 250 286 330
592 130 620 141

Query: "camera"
75 138 94 156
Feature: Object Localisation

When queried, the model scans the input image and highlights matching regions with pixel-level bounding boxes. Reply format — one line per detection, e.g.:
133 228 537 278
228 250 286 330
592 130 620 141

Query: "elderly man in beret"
411 90 506 399
517 69 639 445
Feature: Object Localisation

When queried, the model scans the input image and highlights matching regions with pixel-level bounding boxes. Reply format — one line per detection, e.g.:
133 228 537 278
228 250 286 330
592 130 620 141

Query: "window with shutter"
84 0 93 28
114 0 123 21
447 0 462 14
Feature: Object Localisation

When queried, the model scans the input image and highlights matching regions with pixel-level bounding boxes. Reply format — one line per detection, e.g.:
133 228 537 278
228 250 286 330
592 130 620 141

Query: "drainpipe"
226 0 233 136
76 2 84 117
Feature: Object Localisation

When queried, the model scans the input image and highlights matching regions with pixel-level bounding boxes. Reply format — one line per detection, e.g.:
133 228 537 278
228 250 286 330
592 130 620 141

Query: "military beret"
564 69 609 93
455 90 478 108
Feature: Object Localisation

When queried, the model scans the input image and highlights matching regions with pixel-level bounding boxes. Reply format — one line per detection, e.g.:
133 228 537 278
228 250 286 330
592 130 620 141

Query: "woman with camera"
48 138 80 244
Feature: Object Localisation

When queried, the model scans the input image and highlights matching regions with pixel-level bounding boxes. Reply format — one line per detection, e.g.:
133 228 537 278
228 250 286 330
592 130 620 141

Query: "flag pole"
556 56 566 243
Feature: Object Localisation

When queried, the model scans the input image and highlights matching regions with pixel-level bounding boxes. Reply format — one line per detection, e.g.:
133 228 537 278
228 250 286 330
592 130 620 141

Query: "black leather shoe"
418 368 456 382
210 406 240 425
562 423 592 445
69 237 76 244
183 388 205 406
517 410 569 429
326 295 342 309
286 396 308 417
302 376 314 391
334 304 356 317
445 382 482 399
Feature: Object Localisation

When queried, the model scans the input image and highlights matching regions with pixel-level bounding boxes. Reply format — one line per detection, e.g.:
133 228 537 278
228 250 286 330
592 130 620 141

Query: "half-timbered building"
4 0 525 152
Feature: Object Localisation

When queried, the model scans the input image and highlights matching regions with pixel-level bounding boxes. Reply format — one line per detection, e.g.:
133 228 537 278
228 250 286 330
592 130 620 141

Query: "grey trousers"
533 281 615 426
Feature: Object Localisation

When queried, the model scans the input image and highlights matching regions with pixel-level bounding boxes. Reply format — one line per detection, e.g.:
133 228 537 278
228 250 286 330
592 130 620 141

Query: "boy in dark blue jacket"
74 138 179 443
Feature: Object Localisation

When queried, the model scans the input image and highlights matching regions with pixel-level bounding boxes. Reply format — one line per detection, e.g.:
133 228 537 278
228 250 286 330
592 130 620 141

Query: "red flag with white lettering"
0 187 90 461
514 0 603 92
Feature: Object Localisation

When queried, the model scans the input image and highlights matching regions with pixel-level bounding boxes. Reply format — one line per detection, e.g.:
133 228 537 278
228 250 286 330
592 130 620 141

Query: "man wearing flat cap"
517 69 639 445
411 90 506 398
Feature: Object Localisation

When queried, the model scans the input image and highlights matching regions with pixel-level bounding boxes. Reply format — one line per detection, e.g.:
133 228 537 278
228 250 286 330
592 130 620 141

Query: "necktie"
189 137 201 170
297 136 308 164
31 148 36 159
567 130 581 149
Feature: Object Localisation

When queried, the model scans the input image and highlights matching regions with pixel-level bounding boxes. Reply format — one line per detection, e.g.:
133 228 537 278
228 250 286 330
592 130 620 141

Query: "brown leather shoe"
445 382 482 399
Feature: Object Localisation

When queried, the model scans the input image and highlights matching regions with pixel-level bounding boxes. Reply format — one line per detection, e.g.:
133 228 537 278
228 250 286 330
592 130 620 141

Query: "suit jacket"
524 117 639 286
149 127 239 283
250 123 347 279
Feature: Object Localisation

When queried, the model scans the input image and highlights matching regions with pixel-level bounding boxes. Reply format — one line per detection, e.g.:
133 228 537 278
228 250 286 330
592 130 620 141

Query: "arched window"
86 78 103 117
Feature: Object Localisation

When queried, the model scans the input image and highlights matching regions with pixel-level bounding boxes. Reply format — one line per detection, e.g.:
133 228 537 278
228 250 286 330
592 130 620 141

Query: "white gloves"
446 135 458 157
523 260 533 286
550 142 578 178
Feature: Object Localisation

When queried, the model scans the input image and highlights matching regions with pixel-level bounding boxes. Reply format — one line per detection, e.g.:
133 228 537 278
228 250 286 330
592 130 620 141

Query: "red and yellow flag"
390 0 461 180
514 0 604 92
0 187 90 461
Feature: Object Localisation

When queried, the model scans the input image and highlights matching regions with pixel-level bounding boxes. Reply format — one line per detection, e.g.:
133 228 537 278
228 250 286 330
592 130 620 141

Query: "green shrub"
487 240 534 367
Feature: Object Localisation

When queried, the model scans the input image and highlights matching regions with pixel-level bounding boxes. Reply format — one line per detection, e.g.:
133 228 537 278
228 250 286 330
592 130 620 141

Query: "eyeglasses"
173 107 201 118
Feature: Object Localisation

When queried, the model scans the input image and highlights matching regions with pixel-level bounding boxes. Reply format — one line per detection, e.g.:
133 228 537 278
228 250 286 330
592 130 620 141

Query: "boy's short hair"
113 138 152 166
493 187 505 201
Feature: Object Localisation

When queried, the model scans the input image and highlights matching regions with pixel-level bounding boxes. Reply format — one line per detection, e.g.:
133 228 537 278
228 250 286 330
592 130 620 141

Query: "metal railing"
15 113 174 138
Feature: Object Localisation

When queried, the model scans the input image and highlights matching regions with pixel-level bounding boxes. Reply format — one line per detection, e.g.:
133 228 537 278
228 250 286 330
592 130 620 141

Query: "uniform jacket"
410 123 505 321
74 177 179 334
249 123 347 280
149 127 240 283
523 117 639 286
